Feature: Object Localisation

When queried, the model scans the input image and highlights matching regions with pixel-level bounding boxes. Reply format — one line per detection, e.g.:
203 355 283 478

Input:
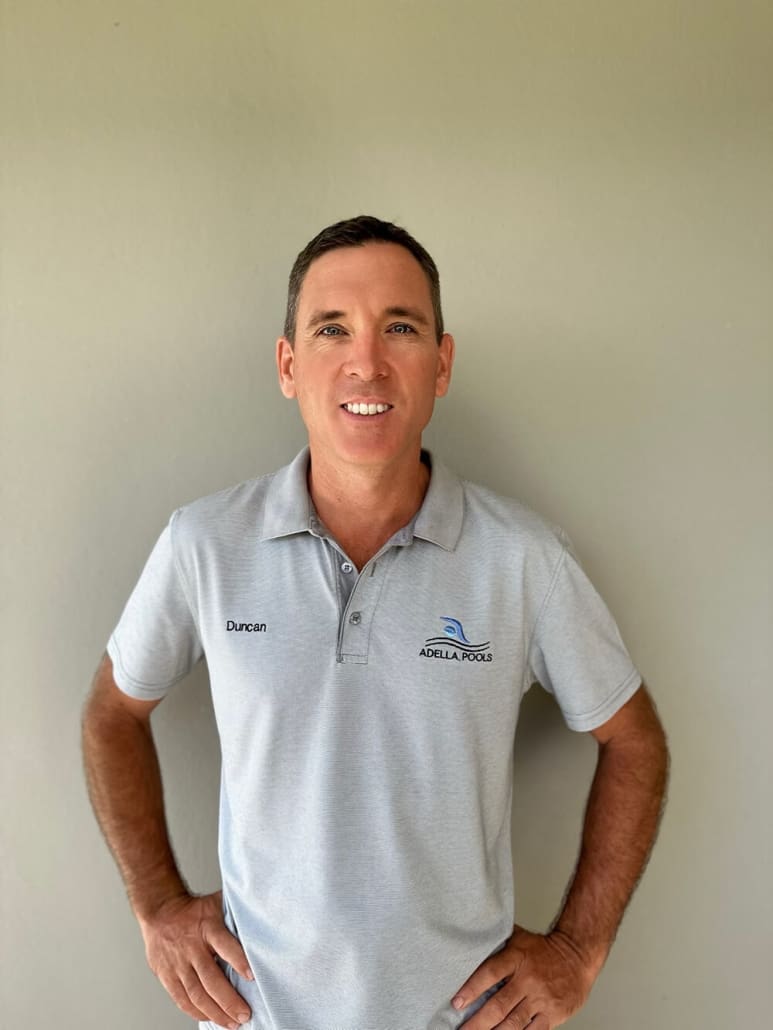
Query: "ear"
276 337 297 398
434 333 455 398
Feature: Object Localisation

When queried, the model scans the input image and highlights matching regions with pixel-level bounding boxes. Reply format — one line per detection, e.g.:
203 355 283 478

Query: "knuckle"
178 999 203 1020
492 956 511 978
204 926 232 953
502 1015 527 1030
194 963 248 1019
201 952 224 979
489 995 512 1021
167 985 202 1020
186 981 210 1007
224 986 249 1014
157 968 184 999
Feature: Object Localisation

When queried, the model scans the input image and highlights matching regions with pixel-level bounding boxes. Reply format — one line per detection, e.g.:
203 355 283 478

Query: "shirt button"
349 611 362 625
341 561 354 573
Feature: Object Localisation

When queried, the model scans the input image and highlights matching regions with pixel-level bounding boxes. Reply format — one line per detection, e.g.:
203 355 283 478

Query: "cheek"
294 374 332 416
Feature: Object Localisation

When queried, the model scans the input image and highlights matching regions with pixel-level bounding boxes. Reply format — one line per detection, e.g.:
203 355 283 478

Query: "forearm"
81 698 189 923
552 715 669 977
450 698 669 1028
82 673 255 1027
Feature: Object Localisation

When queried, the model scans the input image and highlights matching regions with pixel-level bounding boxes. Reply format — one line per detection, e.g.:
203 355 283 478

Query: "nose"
343 329 388 381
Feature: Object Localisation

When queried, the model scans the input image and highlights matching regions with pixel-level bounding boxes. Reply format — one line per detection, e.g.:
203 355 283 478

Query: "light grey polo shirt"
108 448 641 1030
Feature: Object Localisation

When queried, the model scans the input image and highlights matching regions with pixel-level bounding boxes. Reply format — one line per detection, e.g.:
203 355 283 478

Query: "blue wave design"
425 636 491 653
440 616 471 644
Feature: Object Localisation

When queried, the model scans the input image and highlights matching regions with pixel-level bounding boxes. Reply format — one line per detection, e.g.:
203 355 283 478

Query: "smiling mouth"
341 402 392 415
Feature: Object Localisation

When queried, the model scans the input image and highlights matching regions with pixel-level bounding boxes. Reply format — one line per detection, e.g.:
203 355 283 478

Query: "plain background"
2 1 771 1027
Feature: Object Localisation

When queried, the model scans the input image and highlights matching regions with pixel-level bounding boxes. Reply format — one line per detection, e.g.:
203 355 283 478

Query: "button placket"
314 529 370 659
336 552 393 663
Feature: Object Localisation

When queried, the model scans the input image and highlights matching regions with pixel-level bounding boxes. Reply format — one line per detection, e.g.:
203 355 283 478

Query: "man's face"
276 242 454 474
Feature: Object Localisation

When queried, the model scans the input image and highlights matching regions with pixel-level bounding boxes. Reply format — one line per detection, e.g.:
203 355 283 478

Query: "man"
82 215 668 1030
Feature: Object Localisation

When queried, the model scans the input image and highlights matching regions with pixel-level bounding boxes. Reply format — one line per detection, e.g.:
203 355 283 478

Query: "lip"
340 398 393 406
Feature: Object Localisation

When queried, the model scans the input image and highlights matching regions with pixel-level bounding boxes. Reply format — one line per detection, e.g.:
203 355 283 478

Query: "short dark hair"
284 215 444 343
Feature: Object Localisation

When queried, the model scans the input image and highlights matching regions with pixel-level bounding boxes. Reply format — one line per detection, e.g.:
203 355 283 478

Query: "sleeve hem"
562 669 643 732
106 636 186 701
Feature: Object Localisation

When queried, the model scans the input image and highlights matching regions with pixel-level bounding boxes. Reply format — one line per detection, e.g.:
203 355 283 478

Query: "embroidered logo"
225 620 267 632
419 616 493 662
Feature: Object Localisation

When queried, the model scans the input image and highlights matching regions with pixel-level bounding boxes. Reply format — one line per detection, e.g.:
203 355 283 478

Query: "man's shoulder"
458 473 568 555
168 461 294 549
176 469 277 520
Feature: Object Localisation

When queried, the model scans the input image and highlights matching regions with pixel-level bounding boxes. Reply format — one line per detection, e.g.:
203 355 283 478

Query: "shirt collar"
259 448 314 540
412 450 464 550
260 446 464 551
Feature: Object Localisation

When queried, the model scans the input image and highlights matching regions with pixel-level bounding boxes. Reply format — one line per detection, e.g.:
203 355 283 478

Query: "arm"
451 684 669 1030
82 653 254 1029
552 682 669 973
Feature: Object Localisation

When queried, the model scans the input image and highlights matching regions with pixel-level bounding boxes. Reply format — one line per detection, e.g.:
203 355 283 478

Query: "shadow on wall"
511 687 598 930
152 664 223 892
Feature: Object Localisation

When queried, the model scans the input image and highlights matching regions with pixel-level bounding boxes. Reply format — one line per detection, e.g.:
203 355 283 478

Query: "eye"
318 325 345 337
388 323 416 335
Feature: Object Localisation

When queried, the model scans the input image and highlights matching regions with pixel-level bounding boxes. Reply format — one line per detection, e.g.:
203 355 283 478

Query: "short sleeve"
527 540 641 731
107 511 203 700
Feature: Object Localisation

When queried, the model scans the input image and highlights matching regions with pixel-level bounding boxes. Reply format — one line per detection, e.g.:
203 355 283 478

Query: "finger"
179 961 249 1029
207 921 254 981
193 951 252 1027
452 955 515 1011
525 1016 550 1030
459 984 526 1030
155 966 210 1023
492 997 535 1030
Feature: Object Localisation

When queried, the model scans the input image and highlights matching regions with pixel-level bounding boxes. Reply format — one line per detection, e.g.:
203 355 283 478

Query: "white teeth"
344 403 390 415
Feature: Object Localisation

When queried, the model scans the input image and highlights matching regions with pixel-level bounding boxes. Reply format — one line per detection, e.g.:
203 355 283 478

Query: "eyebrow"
305 309 346 331
384 306 430 326
304 306 431 331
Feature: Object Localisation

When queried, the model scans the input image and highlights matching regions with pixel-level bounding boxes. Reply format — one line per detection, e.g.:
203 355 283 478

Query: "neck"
307 449 430 570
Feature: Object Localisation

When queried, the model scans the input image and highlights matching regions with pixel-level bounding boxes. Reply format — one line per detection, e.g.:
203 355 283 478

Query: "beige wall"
2 1 771 1026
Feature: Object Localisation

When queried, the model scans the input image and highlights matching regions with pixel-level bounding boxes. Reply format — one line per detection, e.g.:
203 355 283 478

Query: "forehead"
298 242 433 314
